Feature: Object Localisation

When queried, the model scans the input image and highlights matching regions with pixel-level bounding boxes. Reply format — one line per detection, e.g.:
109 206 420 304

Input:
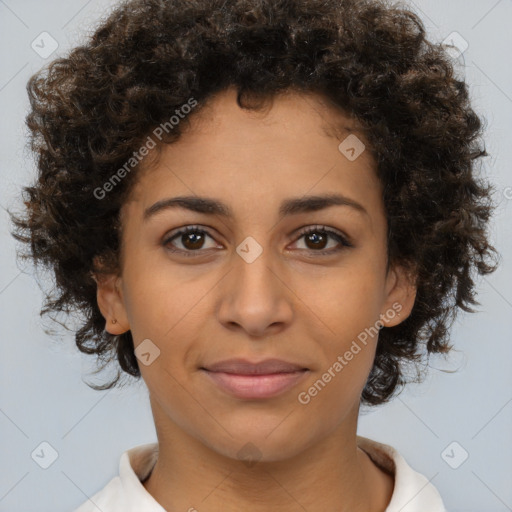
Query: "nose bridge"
232 235 283 303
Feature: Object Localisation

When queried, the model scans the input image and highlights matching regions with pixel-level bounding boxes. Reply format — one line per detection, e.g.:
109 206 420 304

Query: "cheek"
121 262 217 385
121 254 208 340
295 298 380 427
295 260 385 343
292 260 384 399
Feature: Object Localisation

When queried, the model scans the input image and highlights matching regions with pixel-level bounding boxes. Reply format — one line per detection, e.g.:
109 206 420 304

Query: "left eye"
163 225 352 256
290 225 352 254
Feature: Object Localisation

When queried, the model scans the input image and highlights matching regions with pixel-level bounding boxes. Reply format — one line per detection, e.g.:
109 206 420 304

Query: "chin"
199 416 319 464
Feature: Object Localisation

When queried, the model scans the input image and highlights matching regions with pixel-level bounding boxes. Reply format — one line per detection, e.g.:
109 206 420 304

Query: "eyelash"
162 224 353 258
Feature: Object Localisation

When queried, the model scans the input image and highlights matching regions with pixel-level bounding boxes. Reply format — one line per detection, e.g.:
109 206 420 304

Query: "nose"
216 247 294 338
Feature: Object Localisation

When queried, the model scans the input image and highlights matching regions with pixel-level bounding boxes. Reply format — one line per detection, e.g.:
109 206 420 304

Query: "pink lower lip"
202 370 309 399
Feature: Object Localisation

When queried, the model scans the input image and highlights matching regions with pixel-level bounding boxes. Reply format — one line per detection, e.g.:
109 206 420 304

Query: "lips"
200 358 309 399
202 358 308 375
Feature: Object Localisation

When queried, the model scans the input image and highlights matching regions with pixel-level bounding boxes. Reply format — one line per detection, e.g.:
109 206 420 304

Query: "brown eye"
180 230 206 250
163 226 221 256
304 231 328 250
292 225 353 255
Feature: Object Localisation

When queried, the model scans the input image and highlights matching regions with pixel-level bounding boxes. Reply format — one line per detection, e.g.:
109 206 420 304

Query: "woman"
11 0 499 510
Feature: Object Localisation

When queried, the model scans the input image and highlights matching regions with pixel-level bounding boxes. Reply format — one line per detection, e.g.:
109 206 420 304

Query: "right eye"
162 225 223 257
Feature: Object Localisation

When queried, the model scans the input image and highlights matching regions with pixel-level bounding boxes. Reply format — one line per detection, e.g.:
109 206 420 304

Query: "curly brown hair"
10 0 499 405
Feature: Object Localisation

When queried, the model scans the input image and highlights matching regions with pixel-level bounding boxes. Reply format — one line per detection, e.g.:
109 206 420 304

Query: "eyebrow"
143 193 368 222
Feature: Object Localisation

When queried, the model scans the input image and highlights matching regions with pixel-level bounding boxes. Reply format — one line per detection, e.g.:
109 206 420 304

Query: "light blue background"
1 1 511 510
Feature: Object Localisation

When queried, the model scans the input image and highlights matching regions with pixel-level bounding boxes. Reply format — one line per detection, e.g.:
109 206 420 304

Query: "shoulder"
72 443 162 512
72 476 124 512
357 435 447 512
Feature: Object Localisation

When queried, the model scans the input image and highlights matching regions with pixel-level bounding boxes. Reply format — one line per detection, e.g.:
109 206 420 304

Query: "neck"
142 399 393 512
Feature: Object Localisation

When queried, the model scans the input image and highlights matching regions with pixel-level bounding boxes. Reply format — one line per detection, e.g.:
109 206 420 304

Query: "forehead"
181 86 365 143
122 86 383 228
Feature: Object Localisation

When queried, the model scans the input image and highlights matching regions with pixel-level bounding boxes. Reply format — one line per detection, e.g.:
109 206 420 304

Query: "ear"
91 271 130 335
379 263 417 328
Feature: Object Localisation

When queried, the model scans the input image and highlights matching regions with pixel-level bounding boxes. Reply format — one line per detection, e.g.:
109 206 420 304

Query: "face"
96 86 416 462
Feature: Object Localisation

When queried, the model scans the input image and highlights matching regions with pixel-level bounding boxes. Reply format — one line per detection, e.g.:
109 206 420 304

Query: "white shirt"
73 436 446 511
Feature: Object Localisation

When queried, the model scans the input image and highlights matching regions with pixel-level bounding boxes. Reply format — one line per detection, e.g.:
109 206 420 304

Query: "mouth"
200 358 310 400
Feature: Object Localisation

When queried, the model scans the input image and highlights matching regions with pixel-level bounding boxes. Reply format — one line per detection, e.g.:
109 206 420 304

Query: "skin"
95 86 417 512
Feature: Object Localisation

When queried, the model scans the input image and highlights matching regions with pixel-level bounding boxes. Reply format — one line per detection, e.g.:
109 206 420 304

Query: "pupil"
307 232 327 250
184 232 204 249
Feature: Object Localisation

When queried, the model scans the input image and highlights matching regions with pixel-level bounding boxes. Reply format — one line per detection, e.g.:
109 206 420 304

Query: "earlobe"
92 272 130 335
380 265 417 329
